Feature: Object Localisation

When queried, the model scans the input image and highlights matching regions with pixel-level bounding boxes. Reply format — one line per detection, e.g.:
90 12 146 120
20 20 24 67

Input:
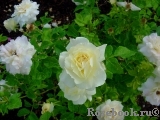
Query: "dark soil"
137 95 160 120
0 0 160 120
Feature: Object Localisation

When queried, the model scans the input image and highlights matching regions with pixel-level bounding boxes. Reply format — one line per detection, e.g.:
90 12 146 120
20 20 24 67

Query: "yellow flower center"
74 52 89 74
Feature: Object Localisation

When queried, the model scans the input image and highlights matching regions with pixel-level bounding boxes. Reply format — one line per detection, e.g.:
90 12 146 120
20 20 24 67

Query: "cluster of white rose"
58 37 107 104
3 0 39 32
0 35 36 75
138 33 160 106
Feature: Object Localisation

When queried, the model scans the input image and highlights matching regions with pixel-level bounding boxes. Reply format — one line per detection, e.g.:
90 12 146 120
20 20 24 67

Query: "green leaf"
0 34 7 42
157 7 160 17
105 45 113 58
7 93 22 109
43 56 59 68
106 70 113 79
54 40 66 55
61 112 74 120
52 27 66 38
106 58 123 74
157 26 160 36
6 74 19 86
40 16 52 24
24 100 32 107
75 12 92 26
68 102 78 112
27 112 39 120
40 112 51 120
39 40 53 50
17 108 30 117
107 88 119 100
95 87 103 97
67 24 79 37
114 46 136 58
41 29 53 41
26 90 36 99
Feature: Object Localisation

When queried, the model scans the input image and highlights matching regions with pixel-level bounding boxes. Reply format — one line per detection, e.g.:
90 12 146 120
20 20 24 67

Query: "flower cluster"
96 99 124 120
58 37 107 104
0 35 36 75
3 0 39 32
138 33 160 106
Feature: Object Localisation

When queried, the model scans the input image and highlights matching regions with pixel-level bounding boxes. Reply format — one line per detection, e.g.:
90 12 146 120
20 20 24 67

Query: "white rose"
3 18 17 33
59 37 107 90
11 0 39 28
96 99 124 120
58 81 96 105
0 35 36 75
138 33 160 65
117 2 141 11
138 76 160 106
41 102 54 114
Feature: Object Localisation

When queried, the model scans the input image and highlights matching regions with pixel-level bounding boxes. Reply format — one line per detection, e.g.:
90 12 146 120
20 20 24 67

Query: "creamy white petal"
59 52 68 68
130 3 141 11
97 44 107 61
66 37 89 50
59 70 75 88
58 81 95 105
117 2 127 7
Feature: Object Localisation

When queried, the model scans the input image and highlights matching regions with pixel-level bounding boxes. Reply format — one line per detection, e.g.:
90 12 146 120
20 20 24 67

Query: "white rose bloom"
59 37 107 89
138 76 160 106
117 2 141 11
58 81 96 105
3 18 17 32
41 102 54 114
11 0 39 28
138 33 160 65
0 35 36 75
96 99 124 120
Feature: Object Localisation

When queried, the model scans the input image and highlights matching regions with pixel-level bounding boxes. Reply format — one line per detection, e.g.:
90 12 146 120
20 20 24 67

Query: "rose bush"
0 0 160 120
